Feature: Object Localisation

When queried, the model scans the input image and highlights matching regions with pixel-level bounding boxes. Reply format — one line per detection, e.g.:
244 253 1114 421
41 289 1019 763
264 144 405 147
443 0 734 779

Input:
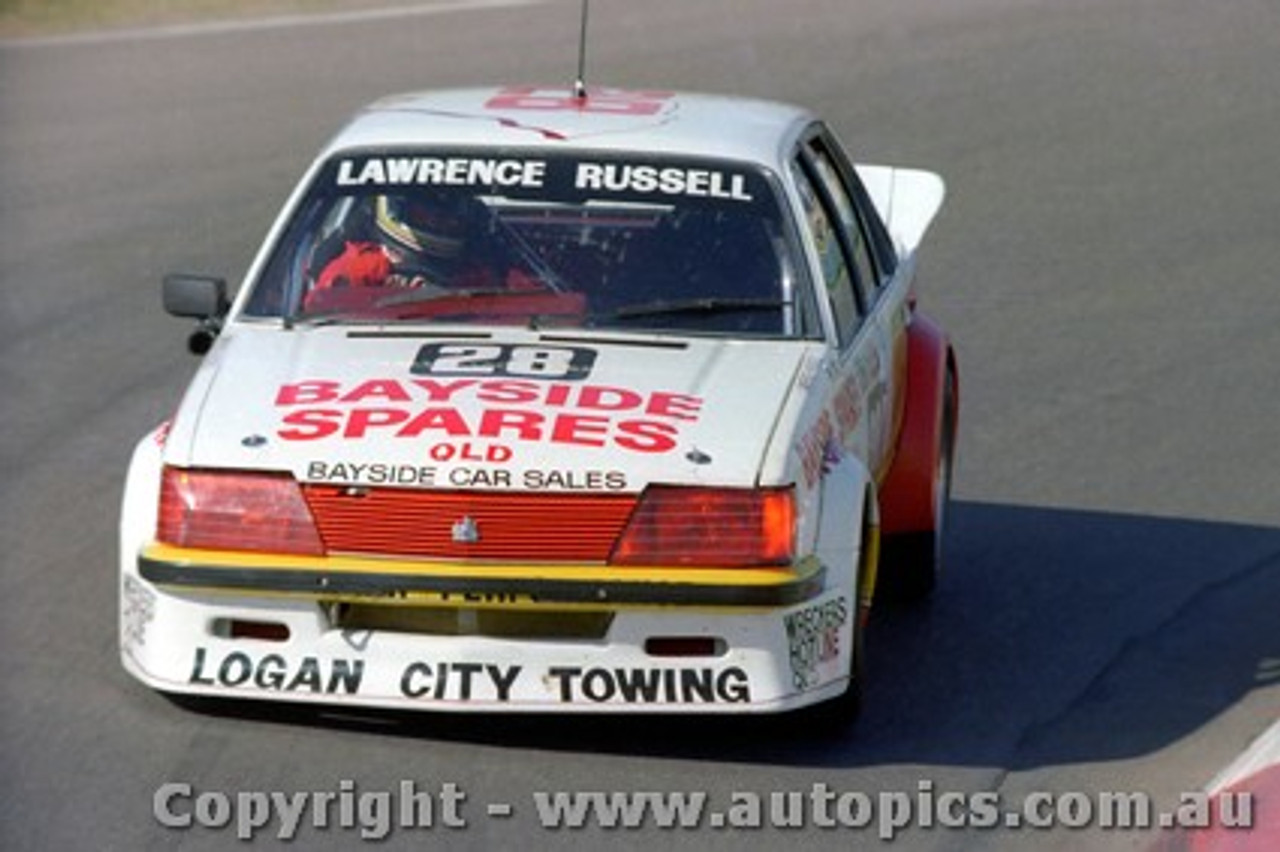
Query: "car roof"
321 86 817 166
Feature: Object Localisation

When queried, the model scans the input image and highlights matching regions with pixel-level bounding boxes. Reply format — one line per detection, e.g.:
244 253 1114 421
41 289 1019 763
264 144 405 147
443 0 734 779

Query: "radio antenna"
573 0 590 100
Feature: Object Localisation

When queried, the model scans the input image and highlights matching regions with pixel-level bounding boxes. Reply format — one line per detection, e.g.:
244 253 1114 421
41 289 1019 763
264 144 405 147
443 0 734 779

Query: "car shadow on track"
179 500 1280 770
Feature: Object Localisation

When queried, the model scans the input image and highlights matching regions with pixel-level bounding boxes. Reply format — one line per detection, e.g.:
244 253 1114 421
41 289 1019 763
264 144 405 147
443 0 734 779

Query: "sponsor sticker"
784 596 849 690
121 576 156 650
336 157 548 189
187 647 753 705
331 151 757 204
274 358 703 456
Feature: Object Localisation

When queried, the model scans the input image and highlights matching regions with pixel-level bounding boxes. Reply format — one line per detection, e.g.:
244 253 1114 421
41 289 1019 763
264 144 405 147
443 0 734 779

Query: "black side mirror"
163 273 228 318
163 274 230 355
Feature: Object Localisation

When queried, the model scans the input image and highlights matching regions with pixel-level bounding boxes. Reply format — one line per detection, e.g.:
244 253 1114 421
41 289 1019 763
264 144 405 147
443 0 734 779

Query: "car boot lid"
162 326 814 492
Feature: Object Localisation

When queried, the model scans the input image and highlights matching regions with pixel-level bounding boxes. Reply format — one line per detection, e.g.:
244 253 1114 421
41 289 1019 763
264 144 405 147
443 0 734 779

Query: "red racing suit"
306 241 537 308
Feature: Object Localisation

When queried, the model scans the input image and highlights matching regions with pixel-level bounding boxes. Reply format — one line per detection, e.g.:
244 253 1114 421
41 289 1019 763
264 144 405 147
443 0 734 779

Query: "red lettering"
433 442 512 463
276 380 340 406
409 378 480 402
799 411 835 487
544 384 572 406
477 409 544 441
485 86 675 116
278 409 342 440
344 408 411 438
550 414 610 447
342 379 411 404
475 380 540 404
397 408 472 438
646 392 703 421
614 420 678 453
577 386 642 411
833 379 861 435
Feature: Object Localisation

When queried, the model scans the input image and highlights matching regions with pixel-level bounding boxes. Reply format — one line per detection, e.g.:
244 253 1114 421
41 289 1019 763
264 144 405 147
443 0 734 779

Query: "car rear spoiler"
855 166 946 257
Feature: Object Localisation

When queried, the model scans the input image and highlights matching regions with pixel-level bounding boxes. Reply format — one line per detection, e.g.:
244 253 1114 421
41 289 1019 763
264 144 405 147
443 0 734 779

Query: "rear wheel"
879 368 956 602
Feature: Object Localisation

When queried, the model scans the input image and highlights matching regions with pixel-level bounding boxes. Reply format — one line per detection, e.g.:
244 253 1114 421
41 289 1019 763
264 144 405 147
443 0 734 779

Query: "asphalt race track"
2 1 1279 849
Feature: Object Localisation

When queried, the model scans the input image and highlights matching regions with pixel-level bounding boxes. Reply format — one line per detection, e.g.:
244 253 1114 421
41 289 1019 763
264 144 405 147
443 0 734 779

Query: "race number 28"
412 343 597 380
484 86 675 116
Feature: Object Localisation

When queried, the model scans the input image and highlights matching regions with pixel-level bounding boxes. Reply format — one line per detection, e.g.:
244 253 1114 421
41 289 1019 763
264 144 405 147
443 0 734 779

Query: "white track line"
1207 717 1280 794
2 0 543 48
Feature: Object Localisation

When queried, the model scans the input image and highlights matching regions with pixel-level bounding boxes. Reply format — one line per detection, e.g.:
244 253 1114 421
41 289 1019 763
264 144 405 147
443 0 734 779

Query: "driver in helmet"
309 192 526 298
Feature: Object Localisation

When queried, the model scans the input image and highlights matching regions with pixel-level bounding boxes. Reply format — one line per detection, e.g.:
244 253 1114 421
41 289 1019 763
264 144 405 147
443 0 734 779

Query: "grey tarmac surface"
2 1 1278 849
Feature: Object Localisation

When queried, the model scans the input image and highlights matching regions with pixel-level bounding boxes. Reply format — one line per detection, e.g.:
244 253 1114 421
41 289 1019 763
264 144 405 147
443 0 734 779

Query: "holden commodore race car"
120 85 957 719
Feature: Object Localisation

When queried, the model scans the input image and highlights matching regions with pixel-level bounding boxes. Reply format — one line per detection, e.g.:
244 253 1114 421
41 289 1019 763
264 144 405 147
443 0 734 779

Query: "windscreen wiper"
605 297 788 319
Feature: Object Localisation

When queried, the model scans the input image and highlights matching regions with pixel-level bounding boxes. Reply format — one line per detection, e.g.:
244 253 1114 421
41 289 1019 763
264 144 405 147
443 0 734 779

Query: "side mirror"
163 273 229 319
163 274 230 355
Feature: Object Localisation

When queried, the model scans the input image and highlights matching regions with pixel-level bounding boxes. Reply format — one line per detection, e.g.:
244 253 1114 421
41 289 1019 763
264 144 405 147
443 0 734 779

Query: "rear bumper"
121 549 855 714
137 546 825 608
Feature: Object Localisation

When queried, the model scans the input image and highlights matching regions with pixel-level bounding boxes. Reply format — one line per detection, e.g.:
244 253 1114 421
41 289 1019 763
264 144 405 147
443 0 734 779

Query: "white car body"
120 86 952 715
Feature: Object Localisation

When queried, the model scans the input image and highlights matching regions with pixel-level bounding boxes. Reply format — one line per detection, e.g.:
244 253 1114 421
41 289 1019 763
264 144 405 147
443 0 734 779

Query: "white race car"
121 85 957 719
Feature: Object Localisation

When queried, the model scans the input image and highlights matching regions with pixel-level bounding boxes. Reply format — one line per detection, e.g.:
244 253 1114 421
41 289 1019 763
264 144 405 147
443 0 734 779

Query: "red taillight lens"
157 467 324 556
609 486 794 567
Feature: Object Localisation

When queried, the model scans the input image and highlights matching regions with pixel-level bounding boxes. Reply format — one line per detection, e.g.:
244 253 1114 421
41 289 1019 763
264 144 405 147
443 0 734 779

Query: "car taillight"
157 467 324 555
609 486 794 567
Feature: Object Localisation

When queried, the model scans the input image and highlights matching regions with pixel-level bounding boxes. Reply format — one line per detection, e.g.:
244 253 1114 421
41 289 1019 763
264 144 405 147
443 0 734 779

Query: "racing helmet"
373 194 471 259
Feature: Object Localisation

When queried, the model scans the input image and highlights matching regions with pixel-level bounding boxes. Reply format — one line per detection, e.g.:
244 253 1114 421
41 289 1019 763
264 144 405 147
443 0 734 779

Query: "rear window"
243 151 810 337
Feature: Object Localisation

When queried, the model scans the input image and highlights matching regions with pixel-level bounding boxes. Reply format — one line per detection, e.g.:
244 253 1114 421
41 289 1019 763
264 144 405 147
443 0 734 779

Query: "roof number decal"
484 85 675 116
